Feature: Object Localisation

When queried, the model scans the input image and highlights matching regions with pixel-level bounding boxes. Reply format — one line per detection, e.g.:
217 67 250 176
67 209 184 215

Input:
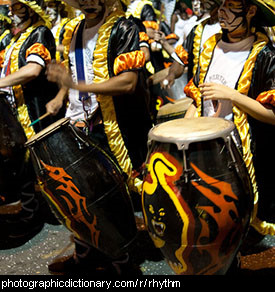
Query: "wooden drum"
142 117 254 274
25 118 137 258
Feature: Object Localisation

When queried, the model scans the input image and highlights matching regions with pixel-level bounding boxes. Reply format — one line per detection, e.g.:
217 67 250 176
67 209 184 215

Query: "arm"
161 60 185 89
185 102 197 118
154 30 175 55
46 86 68 115
199 83 275 125
75 71 138 95
47 63 138 96
0 62 43 87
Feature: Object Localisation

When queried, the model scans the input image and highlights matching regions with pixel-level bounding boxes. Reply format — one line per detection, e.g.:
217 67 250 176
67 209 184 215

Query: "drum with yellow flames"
142 117 254 275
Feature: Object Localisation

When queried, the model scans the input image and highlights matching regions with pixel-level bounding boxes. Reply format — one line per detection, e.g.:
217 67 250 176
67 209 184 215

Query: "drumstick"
147 67 170 85
28 112 51 127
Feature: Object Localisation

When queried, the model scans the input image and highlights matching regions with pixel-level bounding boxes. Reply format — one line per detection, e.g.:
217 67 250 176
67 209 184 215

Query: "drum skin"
0 95 26 205
26 119 137 258
142 127 254 274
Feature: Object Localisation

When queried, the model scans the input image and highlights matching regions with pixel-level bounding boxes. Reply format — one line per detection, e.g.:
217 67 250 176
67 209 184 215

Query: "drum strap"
75 20 89 102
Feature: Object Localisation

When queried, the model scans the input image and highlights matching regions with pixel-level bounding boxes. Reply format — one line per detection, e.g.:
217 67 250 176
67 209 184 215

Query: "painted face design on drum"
218 0 247 33
143 152 191 274
78 0 105 19
148 205 166 237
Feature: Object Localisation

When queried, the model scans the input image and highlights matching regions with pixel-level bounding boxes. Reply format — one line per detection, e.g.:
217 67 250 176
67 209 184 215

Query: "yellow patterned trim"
125 0 153 18
113 50 145 75
192 22 204 77
191 31 275 235
62 15 84 69
175 44 188 65
19 0 51 28
0 29 10 44
256 89 275 107
0 14 11 23
234 32 275 235
142 20 159 30
93 10 142 194
54 17 70 62
5 21 45 139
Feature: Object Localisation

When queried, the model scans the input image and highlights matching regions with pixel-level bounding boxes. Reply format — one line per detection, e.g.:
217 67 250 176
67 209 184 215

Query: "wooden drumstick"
28 112 51 127
147 67 170 86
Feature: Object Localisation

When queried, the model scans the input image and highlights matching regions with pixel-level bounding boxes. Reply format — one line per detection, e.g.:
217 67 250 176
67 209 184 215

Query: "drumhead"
157 97 193 117
25 118 70 146
149 117 235 149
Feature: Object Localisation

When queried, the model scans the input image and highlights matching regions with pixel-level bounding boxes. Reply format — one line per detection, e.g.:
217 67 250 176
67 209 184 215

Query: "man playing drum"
184 0 275 244
45 0 152 275
0 0 64 248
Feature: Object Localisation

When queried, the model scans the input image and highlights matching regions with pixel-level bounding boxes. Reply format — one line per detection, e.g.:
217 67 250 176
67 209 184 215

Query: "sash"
75 21 89 102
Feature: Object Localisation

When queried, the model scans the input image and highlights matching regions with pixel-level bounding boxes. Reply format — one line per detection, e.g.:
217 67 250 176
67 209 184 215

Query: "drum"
156 97 193 124
0 94 26 212
142 117 254 275
25 118 137 258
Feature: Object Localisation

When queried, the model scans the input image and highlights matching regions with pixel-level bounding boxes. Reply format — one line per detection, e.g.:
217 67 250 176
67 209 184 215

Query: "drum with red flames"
25 118 137 258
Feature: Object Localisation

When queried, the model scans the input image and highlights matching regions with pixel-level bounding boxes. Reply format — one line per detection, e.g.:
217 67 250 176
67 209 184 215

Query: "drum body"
142 117 254 275
25 118 137 258
156 97 193 124
0 94 26 207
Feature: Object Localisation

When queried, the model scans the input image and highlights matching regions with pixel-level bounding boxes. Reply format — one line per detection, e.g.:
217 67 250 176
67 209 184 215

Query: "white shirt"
203 36 255 119
200 22 221 51
66 19 105 121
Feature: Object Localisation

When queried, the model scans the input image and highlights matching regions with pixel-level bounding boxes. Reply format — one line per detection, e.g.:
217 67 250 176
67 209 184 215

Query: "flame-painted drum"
142 117 254 275
156 98 193 124
0 94 26 209
25 118 137 258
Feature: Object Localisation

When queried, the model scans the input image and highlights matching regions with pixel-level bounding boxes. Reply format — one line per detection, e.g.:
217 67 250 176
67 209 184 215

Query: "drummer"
0 0 65 248
45 0 153 275
184 0 275 246
160 0 222 90
45 0 76 62
0 3 12 55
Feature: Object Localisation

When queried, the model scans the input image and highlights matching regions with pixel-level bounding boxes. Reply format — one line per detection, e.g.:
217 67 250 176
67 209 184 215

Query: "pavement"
0 217 274 276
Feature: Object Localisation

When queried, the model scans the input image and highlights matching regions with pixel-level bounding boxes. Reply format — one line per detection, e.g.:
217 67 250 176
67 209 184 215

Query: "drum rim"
148 117 235 150
25 117 70 146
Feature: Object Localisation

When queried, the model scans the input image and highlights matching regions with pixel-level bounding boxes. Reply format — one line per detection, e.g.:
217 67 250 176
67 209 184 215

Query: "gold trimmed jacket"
184 32 275 235
1 23 65 139
62 11 153 194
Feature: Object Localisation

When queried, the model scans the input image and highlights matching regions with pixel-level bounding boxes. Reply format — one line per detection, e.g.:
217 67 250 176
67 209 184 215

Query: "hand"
154 30 166 43
46 63 74 89
46 97 63 116
160 73 175 90
199 83 238 101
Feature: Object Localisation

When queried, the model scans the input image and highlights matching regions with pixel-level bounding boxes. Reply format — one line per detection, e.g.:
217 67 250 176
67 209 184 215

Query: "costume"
46 7 152 275
184 30 275 236
45 0 75 62
0 0 64 248
184 17 221 81
62 8 152 195
1 3 64 138
0 4 12 53
126 0 178 120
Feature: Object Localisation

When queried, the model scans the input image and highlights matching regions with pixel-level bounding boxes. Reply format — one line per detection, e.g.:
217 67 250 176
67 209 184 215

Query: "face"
10 0 32 30
192 0 202 16
77 0 105 19
46 1 59 23
218 0 246 32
